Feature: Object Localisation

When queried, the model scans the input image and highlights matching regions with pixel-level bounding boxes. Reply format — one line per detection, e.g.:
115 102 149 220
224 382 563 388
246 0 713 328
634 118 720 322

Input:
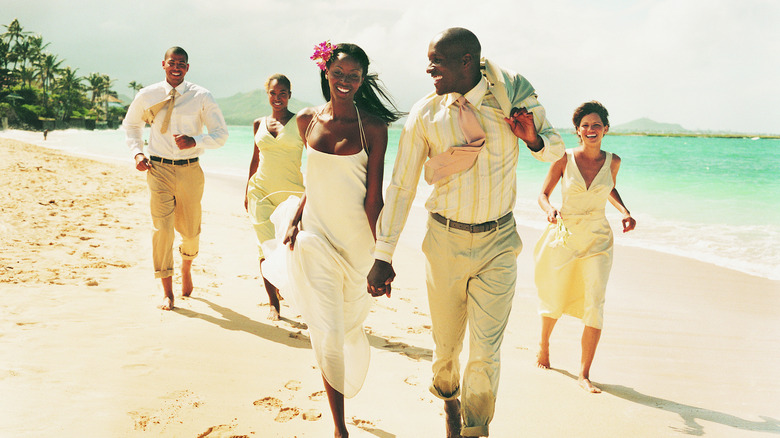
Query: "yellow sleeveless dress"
533 150 614 329
246 115 305 259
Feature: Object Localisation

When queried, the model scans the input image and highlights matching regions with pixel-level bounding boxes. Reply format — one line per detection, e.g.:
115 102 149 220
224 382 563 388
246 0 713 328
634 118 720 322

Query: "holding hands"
367 260 395 298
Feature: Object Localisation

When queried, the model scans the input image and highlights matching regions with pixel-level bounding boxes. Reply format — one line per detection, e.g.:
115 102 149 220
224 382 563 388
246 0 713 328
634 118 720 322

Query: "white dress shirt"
123 80 228 159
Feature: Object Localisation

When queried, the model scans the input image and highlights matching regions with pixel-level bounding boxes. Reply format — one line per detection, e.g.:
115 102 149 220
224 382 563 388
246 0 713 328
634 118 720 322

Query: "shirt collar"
447 76 488 108
163 81 186 95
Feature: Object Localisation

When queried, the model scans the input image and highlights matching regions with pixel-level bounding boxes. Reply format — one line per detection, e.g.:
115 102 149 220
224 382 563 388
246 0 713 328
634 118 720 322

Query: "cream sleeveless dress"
264 109 374 398
533 150 615 329
246 115 305 259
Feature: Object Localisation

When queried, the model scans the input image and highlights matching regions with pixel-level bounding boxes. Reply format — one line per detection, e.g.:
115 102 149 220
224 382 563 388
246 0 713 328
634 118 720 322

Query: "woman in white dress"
533 101 636 393
276 42 402 437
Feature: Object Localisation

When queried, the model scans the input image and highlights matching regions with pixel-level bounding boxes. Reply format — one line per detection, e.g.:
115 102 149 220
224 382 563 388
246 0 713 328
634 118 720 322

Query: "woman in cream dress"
244 74 304 320
533 101 636 393
268 42 402 437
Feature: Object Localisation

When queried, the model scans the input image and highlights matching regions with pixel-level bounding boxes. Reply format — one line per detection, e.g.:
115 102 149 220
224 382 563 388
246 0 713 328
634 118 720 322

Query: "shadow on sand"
552 368 780 436
179 297 433 362
174 297 311 349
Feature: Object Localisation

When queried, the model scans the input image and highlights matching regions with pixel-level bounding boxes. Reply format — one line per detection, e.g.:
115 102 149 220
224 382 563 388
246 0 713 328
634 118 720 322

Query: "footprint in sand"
351 417 376 430
274 407 300 422
404 375 421 386
253 396 283 411
308 390 326 401
284 380 302 391
302 409 322 421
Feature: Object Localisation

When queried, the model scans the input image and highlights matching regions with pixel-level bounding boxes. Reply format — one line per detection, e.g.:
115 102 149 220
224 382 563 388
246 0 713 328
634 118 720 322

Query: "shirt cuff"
129 145 144 158
373 240 395 263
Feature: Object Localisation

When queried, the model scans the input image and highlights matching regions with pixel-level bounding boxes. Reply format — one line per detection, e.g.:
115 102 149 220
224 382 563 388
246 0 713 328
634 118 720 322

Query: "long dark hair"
319 43 404 125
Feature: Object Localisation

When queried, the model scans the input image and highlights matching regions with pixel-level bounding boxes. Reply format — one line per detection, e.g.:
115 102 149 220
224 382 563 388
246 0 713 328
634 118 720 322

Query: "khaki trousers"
422 214 522 437
147 161 204 279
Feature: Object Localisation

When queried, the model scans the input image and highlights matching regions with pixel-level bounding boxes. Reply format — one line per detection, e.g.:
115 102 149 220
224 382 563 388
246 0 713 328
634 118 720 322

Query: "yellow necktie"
424 96 486 184
160 88 176 134
141 88 176 132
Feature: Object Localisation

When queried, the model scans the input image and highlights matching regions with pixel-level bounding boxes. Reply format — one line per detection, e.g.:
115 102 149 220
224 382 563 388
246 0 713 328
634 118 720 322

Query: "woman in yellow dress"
533 101 636 393
244 74 305 320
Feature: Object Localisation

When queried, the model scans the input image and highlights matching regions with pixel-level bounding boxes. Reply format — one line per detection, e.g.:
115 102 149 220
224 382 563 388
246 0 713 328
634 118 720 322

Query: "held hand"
283 223 299 249
244 195 249 212
367 259 395 298
134 154 151 171
622 215 636 233
546 208 559 224
174 134 196 150
504 107 541 148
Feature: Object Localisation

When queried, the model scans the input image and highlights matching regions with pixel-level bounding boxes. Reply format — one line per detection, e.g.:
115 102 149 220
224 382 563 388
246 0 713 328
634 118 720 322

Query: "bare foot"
267 306 280 321
181 261 193 297
579 377 601 393
536 345 551 369
159 293 174 311
444 399 462 438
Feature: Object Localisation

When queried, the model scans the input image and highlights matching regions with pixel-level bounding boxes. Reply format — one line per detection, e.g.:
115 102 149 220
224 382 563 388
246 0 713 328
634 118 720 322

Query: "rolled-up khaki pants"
422 214 522 437
147 161 204 279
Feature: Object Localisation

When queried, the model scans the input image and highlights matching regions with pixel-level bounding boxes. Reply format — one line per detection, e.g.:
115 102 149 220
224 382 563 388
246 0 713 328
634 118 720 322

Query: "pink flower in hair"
311 40 335 71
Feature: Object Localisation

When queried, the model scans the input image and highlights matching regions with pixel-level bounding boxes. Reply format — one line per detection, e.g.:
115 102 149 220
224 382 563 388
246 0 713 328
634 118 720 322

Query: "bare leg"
322 375 348 437
579 325 602 393
160 276 174 310
444 399 462 438
259 259 280 320
181 259 193 297
537 316 557 369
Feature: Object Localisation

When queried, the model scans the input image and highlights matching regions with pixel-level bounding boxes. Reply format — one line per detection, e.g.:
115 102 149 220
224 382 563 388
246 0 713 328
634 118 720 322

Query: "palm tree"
99 74 116 121
128 80 143 97
18 65 35 90
24 34 49 70
2 19 31 72
34 52 63 110
56 67 83 120
86 72 105 108
0 39 11 89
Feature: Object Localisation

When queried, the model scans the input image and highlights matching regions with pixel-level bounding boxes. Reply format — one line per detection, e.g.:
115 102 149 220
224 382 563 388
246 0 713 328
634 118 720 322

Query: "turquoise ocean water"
3 126 778 280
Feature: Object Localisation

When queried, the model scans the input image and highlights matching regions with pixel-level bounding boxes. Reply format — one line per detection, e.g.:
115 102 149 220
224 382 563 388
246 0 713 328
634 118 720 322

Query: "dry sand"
1 137 778 437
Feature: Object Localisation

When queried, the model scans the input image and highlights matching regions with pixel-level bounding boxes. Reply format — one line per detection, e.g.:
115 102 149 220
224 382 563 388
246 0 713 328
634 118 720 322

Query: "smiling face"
326 53 364 102
266 79 291 112
577 113 609 145
426 40 469 96
162 51 189 87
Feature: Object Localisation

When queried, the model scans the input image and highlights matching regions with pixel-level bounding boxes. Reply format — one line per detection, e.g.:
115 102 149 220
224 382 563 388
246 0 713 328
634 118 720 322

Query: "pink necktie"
424 96 486 184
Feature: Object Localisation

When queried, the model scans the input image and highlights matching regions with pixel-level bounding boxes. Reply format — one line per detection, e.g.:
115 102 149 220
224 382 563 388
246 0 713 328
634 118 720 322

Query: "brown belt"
430 212 513 233
150 156 199 165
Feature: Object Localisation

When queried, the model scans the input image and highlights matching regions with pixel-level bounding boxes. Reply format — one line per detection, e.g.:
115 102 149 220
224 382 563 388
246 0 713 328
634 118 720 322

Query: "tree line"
0 18 142 130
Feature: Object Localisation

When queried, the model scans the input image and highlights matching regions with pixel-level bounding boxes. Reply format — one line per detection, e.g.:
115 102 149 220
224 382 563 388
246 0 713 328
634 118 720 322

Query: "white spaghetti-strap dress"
265 110 374 398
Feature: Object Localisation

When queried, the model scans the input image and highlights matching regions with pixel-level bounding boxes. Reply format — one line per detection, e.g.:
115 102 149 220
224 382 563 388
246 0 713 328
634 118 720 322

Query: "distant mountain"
611 117 687 133
216 89 313 126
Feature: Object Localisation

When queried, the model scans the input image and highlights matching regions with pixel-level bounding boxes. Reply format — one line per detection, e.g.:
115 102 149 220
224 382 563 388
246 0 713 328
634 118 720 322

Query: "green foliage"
0 101 16 121
16 103 43 126
1 18 138 128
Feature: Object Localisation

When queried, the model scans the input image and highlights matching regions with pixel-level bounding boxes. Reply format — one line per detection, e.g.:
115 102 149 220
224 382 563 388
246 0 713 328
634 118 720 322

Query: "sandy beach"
1 137 778 437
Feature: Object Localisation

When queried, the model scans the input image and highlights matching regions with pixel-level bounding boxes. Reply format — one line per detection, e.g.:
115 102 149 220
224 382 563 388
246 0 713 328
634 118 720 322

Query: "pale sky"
3 0 779 133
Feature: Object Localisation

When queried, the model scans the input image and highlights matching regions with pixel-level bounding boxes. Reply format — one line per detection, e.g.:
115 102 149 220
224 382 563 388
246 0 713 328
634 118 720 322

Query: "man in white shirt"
367 28 564 437
123 46 228 310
